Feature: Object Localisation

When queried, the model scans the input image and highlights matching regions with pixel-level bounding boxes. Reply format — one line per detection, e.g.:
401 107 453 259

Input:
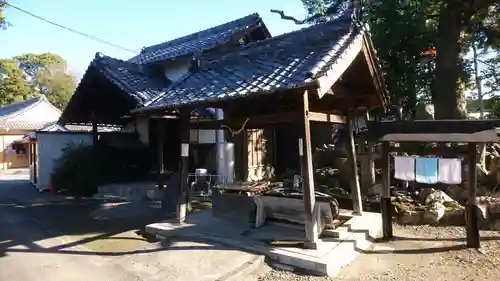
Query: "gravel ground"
258 224 500 281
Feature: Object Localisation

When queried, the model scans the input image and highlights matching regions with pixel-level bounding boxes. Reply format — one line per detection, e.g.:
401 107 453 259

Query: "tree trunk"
473 40 487 168
433 3 467 120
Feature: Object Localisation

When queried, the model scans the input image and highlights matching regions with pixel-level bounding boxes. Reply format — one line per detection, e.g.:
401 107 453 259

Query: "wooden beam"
91 112 98 146
176 109 191 223
158 120 165 188
466 143 480 248
361 36 387 107
315 34 364 97
378 130 498 143
299 90 320 249
346 112 363 215
380 142 393 240
308 112 346 123
367 120 500 141
190 111 345 130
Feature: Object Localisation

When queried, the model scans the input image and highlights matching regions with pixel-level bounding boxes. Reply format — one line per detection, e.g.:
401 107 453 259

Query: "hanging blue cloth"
415 157 438 184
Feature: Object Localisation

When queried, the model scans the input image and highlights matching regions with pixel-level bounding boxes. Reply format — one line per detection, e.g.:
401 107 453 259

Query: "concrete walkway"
0 176 268 281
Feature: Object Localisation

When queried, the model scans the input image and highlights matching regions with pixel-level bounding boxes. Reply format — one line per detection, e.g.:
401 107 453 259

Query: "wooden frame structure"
165 88 369 248
127 17 389 248
366 119 500 248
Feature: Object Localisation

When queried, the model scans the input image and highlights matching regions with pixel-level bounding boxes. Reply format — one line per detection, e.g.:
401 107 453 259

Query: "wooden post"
176 109 191 223
346 111 363 215
380 141 393 240
299 91 320 249
466 143 480 248
158 120 165 188
359 138 376 191
91 112 98 146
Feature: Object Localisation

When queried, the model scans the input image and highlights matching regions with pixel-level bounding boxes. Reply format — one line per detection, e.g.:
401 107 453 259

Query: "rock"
425 190 460 208
444 185 466 202
398 210 424 225
440 206 466 226
423 202 446 224
476 196 500 229
476 203 489 229
394 202 424 225
417 188 435 204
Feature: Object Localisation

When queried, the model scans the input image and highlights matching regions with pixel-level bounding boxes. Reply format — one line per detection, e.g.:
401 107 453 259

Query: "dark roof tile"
91 54 169 106
128 13 267 65
0 96 55 120
142 12 360 110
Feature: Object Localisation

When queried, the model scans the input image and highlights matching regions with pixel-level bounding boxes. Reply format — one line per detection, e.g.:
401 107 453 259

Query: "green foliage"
52 144 99 197
15 53 68 79
301 0 438 114
0 1 8 30
481 54 500 95
0 59 35 105
300 0 500 119
0 53 76 109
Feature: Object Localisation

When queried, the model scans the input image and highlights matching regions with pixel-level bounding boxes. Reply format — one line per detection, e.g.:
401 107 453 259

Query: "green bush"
52 144 99 197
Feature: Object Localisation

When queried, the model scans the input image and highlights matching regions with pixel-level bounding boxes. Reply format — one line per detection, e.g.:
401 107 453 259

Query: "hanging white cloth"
438 158 462 184
394 156 415 181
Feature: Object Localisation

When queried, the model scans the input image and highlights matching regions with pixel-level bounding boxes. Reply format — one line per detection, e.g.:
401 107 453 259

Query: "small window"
11 143 26 155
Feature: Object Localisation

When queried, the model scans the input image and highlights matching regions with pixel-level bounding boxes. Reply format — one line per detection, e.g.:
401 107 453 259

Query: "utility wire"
2 1 138 54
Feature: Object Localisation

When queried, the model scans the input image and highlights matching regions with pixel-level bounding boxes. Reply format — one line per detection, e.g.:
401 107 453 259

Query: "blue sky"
1 0 307 79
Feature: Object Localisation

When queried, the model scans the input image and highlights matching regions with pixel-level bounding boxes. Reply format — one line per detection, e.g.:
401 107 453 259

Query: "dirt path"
258 224 500 281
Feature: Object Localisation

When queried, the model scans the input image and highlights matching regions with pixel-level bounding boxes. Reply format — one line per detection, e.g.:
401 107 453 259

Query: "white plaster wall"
163 57 191 82
123 117 149 144
36 133 93 191
190 129 216 144
9 101 61 123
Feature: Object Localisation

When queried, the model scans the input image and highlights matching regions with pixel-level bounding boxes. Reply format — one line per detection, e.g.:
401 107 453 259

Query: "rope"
221 118 249 136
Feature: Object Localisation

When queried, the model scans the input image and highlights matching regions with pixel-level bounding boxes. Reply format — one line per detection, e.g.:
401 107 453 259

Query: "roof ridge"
0 96 46 120
140 13 261 53
128 13 267 64
94 52 140 66
201 13 354 67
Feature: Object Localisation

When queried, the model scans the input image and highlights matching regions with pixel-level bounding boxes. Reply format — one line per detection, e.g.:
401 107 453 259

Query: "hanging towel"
438 158 462 184
394 156 415 181
415 157 438 184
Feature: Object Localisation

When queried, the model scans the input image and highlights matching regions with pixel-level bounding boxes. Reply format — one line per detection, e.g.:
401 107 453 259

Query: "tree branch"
472 0 499 13
269 9 309 25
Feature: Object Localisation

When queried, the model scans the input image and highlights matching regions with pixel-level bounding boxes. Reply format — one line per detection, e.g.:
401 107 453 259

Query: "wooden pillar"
176 109 191 223
346 111 363 215
298 91 320 249
380 141 393 240
91 113 98 146
466 143 480 248
158 120 165 188
359 138 376 191
91 113 99 188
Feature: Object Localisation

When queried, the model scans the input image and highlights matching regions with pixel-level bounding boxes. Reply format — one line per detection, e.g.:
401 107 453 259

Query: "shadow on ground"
0 179 219 259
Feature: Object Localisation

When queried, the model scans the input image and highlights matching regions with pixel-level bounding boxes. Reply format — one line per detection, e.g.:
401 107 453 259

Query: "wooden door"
245 128 275 181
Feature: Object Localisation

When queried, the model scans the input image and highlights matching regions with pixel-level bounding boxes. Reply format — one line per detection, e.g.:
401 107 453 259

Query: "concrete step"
145 211 382 277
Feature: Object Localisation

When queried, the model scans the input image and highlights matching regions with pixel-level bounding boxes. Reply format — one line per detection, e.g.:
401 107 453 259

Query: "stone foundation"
94 181 160 201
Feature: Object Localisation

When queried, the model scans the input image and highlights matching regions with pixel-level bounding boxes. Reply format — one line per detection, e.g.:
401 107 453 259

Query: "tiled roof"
0 121 50 131
39 122 121 132
0 95 58 121
91 54 169 106
128 13 268 65
140 12 360 110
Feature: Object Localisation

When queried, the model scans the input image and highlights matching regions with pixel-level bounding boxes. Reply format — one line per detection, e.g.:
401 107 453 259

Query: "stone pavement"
0 176 269 281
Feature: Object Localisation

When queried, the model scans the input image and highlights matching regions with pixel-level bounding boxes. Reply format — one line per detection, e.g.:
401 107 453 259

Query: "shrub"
52 143 99 197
